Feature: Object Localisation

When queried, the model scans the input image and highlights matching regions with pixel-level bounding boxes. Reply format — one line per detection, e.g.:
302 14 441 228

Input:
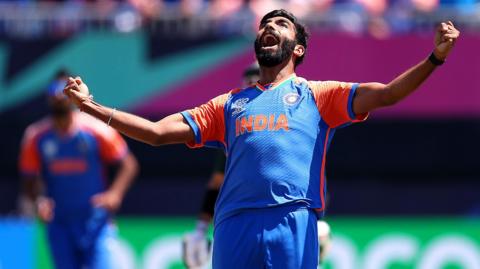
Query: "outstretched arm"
64 78 194 146
353 21 460 115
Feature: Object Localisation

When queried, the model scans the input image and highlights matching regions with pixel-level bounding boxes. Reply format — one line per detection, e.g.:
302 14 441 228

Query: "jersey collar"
255 73 296 91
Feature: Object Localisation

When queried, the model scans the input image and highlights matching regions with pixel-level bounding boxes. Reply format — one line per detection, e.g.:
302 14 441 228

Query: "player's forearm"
109 153 139 198
382 20 460 105
355 22 459 115
382 58 437 105
80 99 162 146
22 177 43 201
354 58 437 114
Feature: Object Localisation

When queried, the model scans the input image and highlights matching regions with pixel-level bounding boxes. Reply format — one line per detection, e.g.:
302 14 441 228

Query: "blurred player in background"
63 9 459 269
19 69 138 269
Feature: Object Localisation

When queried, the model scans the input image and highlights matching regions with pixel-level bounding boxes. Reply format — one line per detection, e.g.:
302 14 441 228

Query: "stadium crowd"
0 0 477 39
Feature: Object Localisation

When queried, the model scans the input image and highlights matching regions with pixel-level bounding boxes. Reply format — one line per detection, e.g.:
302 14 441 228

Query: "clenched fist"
434 21 460 61
63 76 92 109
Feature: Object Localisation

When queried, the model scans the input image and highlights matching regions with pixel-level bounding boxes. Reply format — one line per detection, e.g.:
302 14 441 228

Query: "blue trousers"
213 204 319 269
47 221 118 269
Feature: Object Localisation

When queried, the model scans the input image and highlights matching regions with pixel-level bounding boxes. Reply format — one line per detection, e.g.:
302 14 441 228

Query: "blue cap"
47 79 67 97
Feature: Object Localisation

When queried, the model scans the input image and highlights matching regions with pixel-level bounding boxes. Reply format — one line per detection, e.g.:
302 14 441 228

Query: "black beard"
50 105 71 118
254 37 296 67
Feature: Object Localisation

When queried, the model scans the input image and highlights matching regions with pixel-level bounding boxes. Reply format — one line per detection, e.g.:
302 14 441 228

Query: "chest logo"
283 93 300 106
231 98 249 116
235 114 289 137
42 140 57 159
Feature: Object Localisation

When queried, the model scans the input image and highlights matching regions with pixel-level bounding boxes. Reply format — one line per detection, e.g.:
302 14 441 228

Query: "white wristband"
107 108 116 126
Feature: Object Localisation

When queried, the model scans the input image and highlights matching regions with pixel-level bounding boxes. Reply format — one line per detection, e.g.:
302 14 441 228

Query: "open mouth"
261 32 280 49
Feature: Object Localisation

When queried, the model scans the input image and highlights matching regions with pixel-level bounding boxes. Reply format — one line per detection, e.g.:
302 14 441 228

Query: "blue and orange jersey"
181 74 367 225
19 112 128 221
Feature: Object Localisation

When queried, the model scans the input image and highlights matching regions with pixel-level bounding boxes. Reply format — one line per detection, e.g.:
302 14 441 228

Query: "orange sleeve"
77 113 128 164
19 128 41 176
180 93 230 148
308 81 368 128
96 128 128 164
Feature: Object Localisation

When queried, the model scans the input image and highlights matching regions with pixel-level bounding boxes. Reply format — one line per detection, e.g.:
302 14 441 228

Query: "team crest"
231 98 249 116
283 93 300 106
42 140 57 159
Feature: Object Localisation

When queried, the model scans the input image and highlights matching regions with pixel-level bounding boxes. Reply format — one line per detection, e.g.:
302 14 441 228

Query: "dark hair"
260 9 309 66
54 68 70 80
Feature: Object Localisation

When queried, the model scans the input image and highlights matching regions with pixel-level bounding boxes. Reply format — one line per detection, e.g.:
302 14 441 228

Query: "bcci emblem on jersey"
231 98 249 116
283 93 300 106
43 140 58 160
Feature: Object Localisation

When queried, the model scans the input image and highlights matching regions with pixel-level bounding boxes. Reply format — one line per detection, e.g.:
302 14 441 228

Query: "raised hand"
63 77 91 108
434 21 460 61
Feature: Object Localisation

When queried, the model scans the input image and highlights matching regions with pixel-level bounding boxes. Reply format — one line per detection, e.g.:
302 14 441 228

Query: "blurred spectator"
128 0 163 19
177 0 206 17
356 0 388 15
311 0 335 13
209 0 245 19
411 0 439 13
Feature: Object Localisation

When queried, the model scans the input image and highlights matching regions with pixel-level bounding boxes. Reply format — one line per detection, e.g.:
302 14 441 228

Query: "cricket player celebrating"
182 63 332 268
64 9 459 269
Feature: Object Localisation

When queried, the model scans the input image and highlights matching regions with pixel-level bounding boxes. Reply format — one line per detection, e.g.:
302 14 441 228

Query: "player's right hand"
182 231 212 269
91 190 123 213
36 197 54 222
63 77 91 109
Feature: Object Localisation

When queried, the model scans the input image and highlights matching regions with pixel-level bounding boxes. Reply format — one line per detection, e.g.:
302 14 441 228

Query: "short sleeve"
181 93 229 148
79 113 129 163
19 128 41 176
308 80 368 128
96 128 128 164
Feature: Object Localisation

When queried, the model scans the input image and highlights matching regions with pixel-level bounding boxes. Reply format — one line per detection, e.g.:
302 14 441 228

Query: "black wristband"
428 52 445 66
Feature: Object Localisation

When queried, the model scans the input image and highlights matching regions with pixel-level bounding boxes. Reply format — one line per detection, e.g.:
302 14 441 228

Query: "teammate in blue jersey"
19 70 139 269
63 9 459 269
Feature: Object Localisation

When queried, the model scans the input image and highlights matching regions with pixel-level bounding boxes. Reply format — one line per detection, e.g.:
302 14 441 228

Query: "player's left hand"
91 190 123 212
433 21 460 61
